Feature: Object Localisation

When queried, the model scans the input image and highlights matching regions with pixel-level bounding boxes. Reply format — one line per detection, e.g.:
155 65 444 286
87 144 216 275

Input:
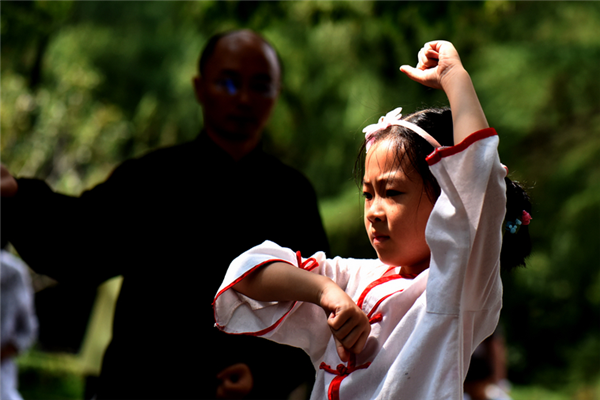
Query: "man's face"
194 33 280 143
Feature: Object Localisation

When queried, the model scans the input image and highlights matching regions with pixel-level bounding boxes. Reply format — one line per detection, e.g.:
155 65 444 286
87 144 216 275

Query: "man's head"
193 30 281 159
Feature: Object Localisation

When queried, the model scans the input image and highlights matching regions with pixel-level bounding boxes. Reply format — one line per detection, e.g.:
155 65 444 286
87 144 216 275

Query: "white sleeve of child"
212 240 364 363
424 128 506 317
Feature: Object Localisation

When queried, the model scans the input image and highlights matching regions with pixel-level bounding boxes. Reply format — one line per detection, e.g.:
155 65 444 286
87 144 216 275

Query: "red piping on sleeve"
213 258 295 336
426 128 497 166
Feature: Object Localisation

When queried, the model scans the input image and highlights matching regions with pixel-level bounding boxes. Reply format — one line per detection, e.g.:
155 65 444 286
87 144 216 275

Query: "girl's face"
363 139 434 275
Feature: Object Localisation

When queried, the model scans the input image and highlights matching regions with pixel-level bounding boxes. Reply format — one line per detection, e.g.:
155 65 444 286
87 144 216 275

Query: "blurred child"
1 249 38 400
213 40 531 399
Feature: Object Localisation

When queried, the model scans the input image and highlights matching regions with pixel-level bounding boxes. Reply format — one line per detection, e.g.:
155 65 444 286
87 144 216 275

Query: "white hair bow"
362 107 441 152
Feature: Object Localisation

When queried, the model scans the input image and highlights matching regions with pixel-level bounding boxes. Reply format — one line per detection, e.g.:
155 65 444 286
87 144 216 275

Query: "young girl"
212 41 531 400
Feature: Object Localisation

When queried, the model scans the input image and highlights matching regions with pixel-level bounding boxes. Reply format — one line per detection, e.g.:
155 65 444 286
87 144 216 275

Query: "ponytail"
500 178 532 271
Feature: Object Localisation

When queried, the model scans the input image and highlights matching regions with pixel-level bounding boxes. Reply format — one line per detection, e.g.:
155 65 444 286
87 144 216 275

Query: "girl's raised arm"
400 40 488 144
233 262 371 361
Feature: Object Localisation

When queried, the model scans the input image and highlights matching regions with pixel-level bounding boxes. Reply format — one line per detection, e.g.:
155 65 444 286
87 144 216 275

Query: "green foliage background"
2 1 599 397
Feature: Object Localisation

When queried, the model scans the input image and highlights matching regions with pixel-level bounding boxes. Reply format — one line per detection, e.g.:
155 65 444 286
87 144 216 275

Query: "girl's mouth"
372 235 390 244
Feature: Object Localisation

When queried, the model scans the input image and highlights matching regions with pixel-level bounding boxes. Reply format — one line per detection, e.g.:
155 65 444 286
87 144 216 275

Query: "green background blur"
1 1 599 399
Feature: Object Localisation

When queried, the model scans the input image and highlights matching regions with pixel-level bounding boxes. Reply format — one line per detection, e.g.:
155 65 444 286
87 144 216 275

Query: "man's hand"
319 282 370 362
216 363 253 399
1 164 18 197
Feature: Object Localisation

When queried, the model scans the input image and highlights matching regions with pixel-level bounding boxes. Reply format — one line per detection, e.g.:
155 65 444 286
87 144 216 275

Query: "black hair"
354 107 532 271
501 178 532 269
354 108 453 204
197 29 283 79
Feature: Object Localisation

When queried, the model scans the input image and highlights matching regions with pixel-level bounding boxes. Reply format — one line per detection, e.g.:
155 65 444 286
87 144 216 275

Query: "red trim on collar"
400 272 419 279
358 268 423 318
426 128 497 166
383 266 420 280
383 266 397 275
357 267 422 311
366 290 404 320
356 275 403 310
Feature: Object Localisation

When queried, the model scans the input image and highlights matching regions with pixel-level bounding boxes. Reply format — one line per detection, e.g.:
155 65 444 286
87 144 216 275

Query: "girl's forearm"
233 261 334 305
441 67 489 145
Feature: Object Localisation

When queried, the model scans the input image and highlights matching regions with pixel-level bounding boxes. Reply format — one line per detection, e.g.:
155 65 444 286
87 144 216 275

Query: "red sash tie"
319 356 371 400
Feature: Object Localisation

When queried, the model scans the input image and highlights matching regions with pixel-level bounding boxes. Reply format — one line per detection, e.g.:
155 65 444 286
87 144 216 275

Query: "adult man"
2 30 329 399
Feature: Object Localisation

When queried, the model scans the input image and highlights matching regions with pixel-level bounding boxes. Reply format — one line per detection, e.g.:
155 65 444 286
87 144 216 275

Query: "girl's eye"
386 190 402 197
362 192 372 200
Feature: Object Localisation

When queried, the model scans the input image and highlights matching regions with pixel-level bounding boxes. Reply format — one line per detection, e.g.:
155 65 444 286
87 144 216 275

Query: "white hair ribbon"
362 107 442 152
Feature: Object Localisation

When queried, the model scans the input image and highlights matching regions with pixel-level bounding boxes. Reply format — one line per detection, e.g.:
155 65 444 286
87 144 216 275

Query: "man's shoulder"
113 140 198 175
132 140 197 164
259 153 312 185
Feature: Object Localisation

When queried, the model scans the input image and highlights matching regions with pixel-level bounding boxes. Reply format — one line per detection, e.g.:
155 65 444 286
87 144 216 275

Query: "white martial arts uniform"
214 128 506 400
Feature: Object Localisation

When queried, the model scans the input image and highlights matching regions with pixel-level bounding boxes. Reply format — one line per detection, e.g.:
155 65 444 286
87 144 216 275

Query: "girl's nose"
366 200 385 223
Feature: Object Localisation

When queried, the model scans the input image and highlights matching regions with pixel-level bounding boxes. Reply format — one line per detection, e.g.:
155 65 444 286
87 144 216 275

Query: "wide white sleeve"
424 128 506 317
212 240 375 363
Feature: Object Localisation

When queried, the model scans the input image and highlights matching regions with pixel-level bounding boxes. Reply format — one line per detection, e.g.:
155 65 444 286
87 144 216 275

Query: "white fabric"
214 130 506 400
362 107 442 150
1 250 38 400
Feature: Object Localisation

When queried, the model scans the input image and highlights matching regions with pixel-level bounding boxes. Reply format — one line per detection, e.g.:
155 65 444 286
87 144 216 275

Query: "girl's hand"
400 40 488 143
399 40 464 90
319 282 370 362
